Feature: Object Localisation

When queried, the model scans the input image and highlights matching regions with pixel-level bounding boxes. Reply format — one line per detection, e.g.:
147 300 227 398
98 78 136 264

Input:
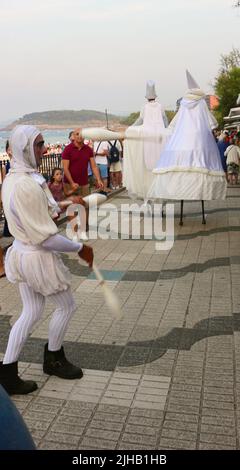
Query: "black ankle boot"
43 344 83 379
0 361 38 396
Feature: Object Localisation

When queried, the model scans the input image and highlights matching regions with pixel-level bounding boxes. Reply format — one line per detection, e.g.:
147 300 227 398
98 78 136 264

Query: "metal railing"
0 159 9 185
38 153 62 181
0 154 63 221
0 153 63 184
0 160 8 221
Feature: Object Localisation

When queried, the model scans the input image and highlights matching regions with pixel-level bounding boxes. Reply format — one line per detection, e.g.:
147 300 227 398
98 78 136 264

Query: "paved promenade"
0 186 240 450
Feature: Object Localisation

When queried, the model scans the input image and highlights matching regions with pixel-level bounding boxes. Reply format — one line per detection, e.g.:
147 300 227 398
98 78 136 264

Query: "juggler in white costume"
0 125 93 395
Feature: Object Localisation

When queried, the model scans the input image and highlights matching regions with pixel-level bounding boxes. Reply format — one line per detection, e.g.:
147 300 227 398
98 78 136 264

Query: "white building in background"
224 94 240 131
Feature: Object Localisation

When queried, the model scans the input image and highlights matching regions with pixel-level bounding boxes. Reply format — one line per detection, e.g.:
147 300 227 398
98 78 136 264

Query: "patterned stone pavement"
0 186 240 450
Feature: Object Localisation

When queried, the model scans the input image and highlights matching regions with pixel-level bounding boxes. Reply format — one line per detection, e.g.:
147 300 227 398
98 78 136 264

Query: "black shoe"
43 344 83 380
98 190 108 197
0 361 38 396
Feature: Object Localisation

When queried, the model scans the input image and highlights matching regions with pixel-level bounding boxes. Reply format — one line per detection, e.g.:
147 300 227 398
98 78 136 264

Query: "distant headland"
1 109 128 131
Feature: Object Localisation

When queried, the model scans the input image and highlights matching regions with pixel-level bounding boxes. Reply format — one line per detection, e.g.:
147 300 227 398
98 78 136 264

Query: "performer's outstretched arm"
41 233 82 252
41 234 93 267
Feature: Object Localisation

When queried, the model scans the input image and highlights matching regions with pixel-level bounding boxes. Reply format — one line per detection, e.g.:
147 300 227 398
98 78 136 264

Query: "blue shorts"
97 164 108 179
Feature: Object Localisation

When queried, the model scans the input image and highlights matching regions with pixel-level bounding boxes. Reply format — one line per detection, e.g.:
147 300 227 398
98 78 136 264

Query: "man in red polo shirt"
62 128 103 196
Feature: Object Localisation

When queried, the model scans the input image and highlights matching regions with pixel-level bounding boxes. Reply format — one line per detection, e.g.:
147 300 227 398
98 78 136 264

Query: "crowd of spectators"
214 129 240 184
45 130 123 193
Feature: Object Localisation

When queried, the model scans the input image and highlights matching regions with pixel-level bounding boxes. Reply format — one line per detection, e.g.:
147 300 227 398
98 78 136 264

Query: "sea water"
0 129 72 156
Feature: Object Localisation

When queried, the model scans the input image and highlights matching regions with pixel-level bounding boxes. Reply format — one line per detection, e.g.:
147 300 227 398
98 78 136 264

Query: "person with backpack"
93 140 110 191
108 140 122 189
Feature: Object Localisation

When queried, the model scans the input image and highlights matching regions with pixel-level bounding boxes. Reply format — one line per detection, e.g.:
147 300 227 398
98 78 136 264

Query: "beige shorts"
110 161 122 173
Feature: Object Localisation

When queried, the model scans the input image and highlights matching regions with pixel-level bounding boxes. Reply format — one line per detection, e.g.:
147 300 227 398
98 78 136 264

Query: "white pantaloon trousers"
3 282 76 364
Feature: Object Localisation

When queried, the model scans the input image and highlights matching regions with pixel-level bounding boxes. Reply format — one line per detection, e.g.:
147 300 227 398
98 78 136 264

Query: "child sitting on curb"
48 167 88 240
48 167 86 206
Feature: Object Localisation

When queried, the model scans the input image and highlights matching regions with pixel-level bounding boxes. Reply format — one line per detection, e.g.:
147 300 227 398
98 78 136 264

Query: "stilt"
179 200 184 226
162 200 166 218
201 200 206 224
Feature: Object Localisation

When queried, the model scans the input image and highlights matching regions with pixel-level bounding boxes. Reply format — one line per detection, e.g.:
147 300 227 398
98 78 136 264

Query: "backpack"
108 141 120 164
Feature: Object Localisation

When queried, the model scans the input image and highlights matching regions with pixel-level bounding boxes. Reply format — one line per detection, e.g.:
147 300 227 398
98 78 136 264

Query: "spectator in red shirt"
62 128 103 196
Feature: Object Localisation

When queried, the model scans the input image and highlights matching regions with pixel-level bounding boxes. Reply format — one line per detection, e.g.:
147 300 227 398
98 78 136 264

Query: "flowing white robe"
123 101 170 200
148 97 227 201
142 101 168 170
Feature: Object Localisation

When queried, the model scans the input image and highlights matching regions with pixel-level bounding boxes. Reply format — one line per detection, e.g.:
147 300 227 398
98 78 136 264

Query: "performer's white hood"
10 125 40 172
9 125 60 216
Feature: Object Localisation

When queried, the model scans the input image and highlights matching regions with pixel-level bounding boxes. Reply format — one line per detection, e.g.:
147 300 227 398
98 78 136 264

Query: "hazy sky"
0 0 239 123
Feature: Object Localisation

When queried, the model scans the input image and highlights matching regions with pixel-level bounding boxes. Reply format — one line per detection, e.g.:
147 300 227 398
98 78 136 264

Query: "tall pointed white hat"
185 70 205 97
186 70 200 89
145 80 157 99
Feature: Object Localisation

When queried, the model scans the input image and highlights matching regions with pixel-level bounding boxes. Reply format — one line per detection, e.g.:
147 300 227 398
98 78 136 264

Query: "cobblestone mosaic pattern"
0 188 240 450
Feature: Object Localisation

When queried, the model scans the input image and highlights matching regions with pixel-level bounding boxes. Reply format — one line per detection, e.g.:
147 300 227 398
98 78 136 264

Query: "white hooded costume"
1 125 84 364
123 81 170 200
147 71 227 201
2 126 79 295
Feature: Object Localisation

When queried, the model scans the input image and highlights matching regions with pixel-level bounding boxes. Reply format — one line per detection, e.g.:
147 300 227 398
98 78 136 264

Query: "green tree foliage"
219 47 240 74
165 110 176 123
214 48 240 128
120 112 140 126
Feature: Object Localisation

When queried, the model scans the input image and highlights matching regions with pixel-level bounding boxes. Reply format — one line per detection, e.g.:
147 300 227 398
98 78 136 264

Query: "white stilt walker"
123 81 170 201
148 71 227 201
